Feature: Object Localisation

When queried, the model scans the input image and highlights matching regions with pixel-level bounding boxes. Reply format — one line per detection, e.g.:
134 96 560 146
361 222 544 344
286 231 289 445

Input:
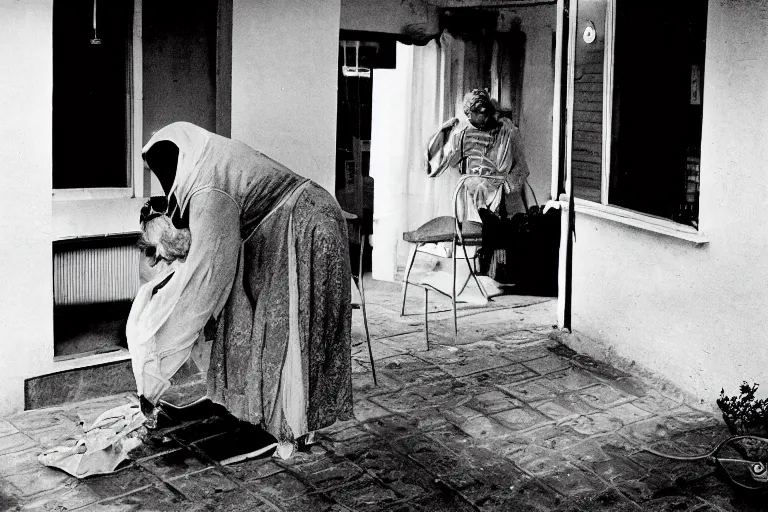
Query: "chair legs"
424 288 429 351
358 234 376 386
400 243 419 316
451 239 458 341
460 243 490 302
360 296 376 386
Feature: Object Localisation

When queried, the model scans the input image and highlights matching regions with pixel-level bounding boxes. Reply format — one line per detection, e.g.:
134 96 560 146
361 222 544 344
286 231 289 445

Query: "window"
569 0 708 229
53 0 134 189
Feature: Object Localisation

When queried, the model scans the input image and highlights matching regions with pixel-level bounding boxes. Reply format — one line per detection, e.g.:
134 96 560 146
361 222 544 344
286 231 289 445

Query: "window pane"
571 0 606 203
608 0 707 226
53 1 132 189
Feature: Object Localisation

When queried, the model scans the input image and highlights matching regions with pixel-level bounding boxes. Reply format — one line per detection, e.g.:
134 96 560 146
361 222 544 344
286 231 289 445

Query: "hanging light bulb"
90 0 102 44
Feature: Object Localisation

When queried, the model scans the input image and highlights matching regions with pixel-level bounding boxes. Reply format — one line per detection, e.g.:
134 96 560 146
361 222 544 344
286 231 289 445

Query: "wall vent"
53 234 140 306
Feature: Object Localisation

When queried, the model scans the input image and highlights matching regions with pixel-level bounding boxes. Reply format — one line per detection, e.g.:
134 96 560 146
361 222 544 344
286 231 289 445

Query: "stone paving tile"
0 446 41 478
552 488 640 512
543 366 604 392
577 383 631 410
82 466 157 500
378 355 452 386
568 354 631 380
411 487 476 512
4 465 76 499
403 407 452 432
345 443 436 499
604 402 654 425
498 344 554 363
417 348 515 378
0 432 38 456
463 363 539 390
138 448 209 481
562 412 624 436
532 394 598 422
296 454 365 491
7 407 72 433
522 354 573 376
506 444 571 476
83 482 189 511
368 387 440 414
537 462 609 496
225 458 284 482
630 389 682 415
452 415 516 440
586 455 647 485
353 371 402 399
377 331 433 355
0 420 19 438
21 483 101 511
423 422 475 456
617 415 691 446
500 377 560 402
608 377 648 398
464 390 522 415
240 469 313 507
492 407 551 432
512 424 586 453
354 399 392 422
171 467 265 510
326 475 401 511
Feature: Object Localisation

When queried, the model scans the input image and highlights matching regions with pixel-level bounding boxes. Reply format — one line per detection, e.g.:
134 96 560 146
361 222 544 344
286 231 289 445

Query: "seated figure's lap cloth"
127 122 353 452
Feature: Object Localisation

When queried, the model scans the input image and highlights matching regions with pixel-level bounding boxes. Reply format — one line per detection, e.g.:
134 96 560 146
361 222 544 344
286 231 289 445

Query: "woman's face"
468 103 496 131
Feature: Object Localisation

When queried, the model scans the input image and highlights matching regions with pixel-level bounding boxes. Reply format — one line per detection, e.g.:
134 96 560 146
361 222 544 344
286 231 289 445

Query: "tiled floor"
1 280 766 511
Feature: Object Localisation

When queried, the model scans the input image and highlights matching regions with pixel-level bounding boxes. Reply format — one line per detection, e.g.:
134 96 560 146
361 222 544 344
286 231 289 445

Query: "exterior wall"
231 0 341 192
0 1 55 415
565 0 768 401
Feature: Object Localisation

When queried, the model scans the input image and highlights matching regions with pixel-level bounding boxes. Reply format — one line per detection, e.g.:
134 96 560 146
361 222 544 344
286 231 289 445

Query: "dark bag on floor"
478 184 560 296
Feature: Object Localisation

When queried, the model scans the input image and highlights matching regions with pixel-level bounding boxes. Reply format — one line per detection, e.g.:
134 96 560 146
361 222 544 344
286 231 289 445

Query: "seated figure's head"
463 89 497 131
138 214 191 267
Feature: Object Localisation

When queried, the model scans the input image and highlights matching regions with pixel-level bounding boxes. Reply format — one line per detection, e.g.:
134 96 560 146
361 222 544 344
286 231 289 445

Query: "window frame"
52 0 148 202
558 0 708 244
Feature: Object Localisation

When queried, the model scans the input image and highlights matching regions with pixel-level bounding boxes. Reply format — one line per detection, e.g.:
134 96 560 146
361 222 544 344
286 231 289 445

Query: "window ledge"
559 195 709 246
53 188 135 201
51 348 131 373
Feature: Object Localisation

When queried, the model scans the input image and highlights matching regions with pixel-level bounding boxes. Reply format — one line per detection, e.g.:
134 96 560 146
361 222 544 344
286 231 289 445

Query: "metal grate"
53 243 140 306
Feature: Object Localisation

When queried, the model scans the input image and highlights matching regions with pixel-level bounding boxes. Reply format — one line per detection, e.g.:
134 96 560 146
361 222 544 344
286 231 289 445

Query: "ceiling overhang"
424 0 556 7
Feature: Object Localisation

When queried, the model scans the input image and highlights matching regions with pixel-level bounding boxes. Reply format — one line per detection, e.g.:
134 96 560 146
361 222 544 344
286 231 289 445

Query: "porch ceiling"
424 0 556 7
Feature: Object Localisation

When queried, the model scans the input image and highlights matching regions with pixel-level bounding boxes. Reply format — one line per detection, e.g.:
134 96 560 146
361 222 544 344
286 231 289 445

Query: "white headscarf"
142 122 212 219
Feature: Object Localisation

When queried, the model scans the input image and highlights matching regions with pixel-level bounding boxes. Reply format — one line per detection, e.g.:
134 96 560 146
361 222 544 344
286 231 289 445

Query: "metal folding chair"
400 175 507 347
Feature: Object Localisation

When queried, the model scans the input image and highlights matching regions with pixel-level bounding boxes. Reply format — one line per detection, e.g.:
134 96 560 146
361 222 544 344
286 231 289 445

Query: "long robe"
426 117 529 222
127 122 353 444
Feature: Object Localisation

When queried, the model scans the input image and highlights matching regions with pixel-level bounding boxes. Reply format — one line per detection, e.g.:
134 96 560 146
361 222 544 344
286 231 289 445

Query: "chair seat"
402 216 482 244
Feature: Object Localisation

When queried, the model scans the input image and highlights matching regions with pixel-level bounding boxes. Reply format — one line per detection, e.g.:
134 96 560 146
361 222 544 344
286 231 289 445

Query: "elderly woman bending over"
127 122 353 458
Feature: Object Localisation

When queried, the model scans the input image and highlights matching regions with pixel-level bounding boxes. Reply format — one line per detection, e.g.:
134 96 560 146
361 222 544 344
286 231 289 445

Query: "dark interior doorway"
335 32 396 275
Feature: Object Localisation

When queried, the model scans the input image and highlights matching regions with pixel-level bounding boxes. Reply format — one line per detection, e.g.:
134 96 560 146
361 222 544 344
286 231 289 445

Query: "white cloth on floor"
38 403 145 478
419 265 505 305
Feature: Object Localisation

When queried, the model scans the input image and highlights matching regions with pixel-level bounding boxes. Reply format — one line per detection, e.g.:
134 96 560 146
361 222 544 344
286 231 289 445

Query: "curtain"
370 32 495 281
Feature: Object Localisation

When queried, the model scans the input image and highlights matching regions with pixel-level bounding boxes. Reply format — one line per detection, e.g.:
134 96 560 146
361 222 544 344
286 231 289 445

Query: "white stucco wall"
0 1 55 415
231 0 341 192
567 0 768 401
